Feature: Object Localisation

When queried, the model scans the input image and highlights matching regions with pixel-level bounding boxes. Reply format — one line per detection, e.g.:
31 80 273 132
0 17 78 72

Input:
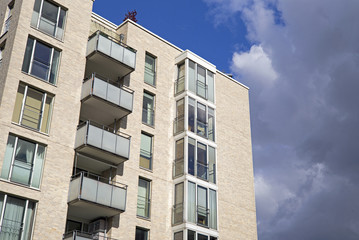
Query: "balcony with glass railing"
67 172 127 220
63 231 118 240
174 76 185 95
173 115 184 135
172 203 184 225
86 31 136 79
80 74 134 125
75 121 131 165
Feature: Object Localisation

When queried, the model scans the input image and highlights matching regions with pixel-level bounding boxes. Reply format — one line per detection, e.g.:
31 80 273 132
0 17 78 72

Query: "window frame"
22 37 61 85
137 177 151 219
135 227 149 240
0 193 36 240
12 83 54 134
139 132 153 170
31 0 67 40
144 53 156 87
1 134 46 189
142 91 155 127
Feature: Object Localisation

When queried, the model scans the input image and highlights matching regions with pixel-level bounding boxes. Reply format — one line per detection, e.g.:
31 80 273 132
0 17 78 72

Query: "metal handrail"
63 230 119 240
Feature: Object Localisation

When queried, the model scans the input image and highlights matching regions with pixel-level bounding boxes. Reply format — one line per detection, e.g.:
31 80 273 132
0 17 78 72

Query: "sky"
93 1 359 239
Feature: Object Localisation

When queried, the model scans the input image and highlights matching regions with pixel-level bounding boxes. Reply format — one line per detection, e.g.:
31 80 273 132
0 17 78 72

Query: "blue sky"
93 0 249 74
94 1 359 239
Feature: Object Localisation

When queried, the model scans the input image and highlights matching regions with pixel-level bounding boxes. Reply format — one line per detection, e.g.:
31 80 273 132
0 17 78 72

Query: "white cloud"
231 45 278 85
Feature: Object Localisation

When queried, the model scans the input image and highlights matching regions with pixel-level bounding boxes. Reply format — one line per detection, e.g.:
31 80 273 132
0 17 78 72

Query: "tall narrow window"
208 107 215 141
173 138 184 178
197 102 207 138
197 65 207 99
187 182 196 223
188 60 196 93
31 0 67 40
197 142 207 180
2 1 14 34
208 146 216 184
197 186 208 226
1 135 45 188
188 230 196 240
137 178 151 218
22 37 60 84
12 84 54 133
0 194 36 240
174 231 183 240
188 138 195 176
144 53 156 86
188 97 195 133
173 182 184 225
135 227 149 240
139 133 153 170
174 98 184 134
0 43 4 67
175 63 185 94
209 189 217 229
207 71 214 103
142 92 154 126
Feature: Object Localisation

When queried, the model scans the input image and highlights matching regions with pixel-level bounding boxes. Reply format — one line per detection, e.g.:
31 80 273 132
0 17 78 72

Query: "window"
31 0 66 40
2 1 14 35
174 231 183 240
1 135 45 188
188 138 216 183
187 60 215 102
142 92 154 126
173 138 184 178
12 84 54 133
137 178 151 218
173 182 184 225
175 63 185 94
187 182 217 229
0 43 4 67
22 37 60 84
0 193 36 240
139 133 153 170
144 53 156 86
188 97 215 141
174 98 184 134
135 227 149 240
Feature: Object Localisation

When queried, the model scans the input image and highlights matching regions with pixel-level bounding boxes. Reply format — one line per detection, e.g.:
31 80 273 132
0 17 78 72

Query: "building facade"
0 0 257 239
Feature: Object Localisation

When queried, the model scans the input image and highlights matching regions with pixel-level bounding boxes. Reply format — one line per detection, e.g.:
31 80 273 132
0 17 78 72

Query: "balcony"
80 74 134 125
63 231 117 240
67 172 127 220
75 121 131 165
86 31 136 80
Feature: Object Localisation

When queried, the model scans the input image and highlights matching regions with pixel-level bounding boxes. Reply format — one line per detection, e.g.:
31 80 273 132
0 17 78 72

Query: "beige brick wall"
216 72 258 240
0 0 93 239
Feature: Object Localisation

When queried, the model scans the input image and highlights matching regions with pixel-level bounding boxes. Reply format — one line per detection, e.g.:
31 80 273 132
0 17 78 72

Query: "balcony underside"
75 145 128 166
68 200 122 220
80 96 131 126
85 52 134 80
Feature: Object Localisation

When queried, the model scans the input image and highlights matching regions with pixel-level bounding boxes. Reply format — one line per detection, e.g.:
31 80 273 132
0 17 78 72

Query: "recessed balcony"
80 74 133 126
85 31 136 80
67 172 127 220
75 121 131 165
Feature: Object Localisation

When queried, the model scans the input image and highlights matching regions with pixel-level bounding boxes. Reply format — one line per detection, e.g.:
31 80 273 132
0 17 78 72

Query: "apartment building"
0 0 257 239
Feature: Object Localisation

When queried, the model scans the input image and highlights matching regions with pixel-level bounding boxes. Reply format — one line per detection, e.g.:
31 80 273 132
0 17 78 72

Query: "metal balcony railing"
197 205 209 227
63 231 119 240
68 172 127 212
196 80 208 99
197 162 209 181
82 73 134 112
75 121 131 162
196 120 208 139
87 31 136 69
